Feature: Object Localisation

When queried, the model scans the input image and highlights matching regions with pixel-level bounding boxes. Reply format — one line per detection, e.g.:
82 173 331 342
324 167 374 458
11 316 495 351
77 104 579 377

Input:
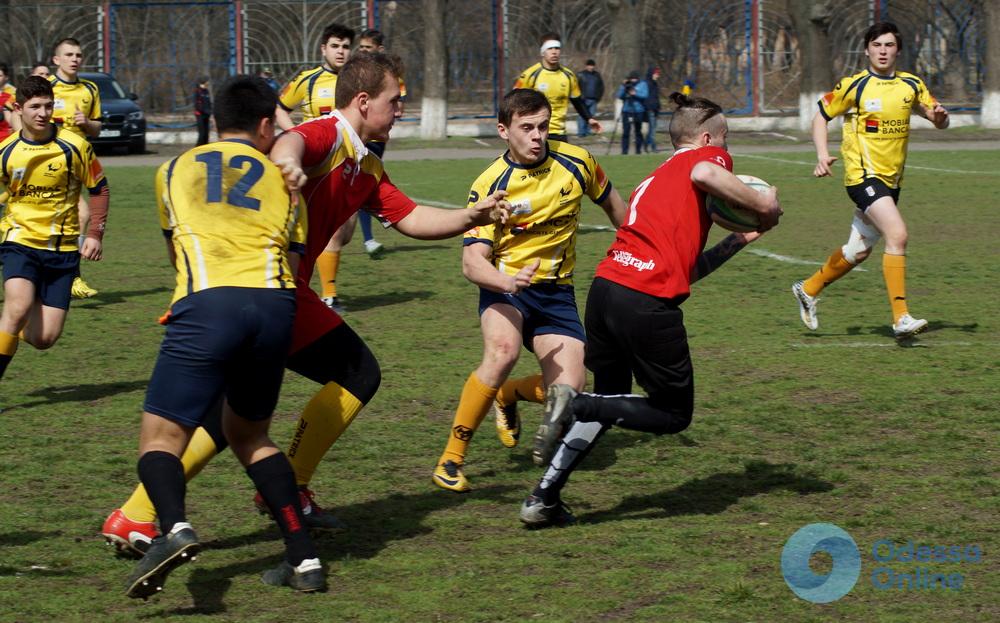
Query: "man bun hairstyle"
499 88 551 127
864 21 901 49
334 52 401 106
667 91 724 146
16 75 54 104
213 75 277 134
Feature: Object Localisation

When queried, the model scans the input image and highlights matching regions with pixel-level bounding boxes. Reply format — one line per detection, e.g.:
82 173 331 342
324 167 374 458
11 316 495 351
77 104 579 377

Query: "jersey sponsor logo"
864 98 882 112
519 166 551 181
610 249 655 272
15 183 60 198
865 119 879 133
537 83 549 92
879 119 909 135
11 167 26 180
510 198 532 215
318 88 333 98
53 98 66 110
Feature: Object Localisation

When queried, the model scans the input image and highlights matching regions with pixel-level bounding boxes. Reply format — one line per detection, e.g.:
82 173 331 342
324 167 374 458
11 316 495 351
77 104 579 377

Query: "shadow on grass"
337 289 435 312
160 487 512 614
7 380 148 410
579 460 833 524
73 285 173 309
844 320 978 340
0 529 62 547
497 429 649 477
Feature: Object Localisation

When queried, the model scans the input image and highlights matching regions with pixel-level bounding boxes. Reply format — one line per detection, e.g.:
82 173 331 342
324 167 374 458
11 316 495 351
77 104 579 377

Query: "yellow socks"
803 248 856 297
288 382 364 486
119 426 220 523
0 330 19 379
882 253 908 323
440 373 498 465
497 374 544 406
317 251 340 298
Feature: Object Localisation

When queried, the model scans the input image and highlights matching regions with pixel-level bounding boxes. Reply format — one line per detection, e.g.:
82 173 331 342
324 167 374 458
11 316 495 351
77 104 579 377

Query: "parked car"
79 72 146 154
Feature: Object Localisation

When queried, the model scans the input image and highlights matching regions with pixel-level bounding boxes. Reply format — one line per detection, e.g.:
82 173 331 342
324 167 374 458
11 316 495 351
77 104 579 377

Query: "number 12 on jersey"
195 150 264 210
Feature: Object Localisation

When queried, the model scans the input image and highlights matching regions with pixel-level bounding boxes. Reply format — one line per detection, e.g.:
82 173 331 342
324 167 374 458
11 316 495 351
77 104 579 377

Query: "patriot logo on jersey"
865 119 879 133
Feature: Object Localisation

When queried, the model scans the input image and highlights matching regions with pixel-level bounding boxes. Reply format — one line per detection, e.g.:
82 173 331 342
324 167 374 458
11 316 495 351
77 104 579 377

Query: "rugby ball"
706 175 771 233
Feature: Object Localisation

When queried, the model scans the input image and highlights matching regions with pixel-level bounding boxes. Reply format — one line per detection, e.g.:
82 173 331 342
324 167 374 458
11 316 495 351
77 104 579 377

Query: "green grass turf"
0 147 997 621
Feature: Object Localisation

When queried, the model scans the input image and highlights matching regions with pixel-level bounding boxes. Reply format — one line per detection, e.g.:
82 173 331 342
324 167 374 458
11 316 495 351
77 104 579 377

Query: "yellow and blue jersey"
279 66 338 121
0 126 106 251
819 69 938 188
49 75 101 138
156 138 307 307
514 63 581 136
464 140 611 285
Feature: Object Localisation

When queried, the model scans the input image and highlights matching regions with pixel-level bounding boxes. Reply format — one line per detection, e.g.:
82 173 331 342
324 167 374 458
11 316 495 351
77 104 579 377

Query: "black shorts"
584 277 693 407
846 178 901 212
479 283 585 351
0 242 80 310
144 287 296 428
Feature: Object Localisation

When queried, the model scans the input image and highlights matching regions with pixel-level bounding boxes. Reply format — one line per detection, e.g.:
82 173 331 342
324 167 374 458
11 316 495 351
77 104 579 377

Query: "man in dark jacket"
576 59 604 138
643 67 662 152
194 77 211 146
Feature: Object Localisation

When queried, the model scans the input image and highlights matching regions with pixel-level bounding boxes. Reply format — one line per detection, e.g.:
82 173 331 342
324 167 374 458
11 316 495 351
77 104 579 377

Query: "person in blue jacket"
615 70 647 154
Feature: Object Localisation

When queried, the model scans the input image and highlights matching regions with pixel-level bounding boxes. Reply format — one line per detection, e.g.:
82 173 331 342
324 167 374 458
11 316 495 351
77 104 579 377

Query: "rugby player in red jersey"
520 92 782 527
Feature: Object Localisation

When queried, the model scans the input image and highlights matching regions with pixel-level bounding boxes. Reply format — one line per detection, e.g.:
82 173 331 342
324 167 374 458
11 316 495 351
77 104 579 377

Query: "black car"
80 72 146 154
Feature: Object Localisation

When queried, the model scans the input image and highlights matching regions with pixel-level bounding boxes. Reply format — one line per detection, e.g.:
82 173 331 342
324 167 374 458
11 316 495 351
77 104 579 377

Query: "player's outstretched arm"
270 131 308 196
811 111 837 177
462 242 538 294
598 187 627 228
690 231 762 284
393 190 510 240
691 161 781 231
920 103 950 129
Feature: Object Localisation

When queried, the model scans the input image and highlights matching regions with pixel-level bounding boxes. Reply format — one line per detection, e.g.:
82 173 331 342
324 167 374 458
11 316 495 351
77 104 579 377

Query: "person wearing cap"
259 68 280 92
576 58 604 138
615 70 647 154
514 33 601 142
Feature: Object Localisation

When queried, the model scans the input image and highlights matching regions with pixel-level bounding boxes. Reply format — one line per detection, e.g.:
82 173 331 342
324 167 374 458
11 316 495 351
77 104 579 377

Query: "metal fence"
0 0 986 121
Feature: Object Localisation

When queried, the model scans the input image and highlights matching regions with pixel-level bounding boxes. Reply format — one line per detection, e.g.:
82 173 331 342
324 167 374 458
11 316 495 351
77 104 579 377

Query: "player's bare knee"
26 333 58 350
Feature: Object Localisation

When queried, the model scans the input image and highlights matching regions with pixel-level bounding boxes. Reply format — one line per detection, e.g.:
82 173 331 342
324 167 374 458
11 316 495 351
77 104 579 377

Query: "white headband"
540 40 561 54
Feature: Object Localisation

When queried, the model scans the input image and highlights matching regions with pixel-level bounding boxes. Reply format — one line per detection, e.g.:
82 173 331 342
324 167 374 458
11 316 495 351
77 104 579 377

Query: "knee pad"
841 214 881 264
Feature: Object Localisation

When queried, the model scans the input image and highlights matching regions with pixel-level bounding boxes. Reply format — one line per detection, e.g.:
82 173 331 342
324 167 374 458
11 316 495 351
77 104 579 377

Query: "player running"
791 22 949 339
102 53 511 555
0 77 109 385
432 88 626 492
520 92 781 527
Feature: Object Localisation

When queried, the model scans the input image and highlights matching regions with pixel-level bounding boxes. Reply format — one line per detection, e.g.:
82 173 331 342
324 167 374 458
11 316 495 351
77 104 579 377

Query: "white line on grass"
747 247 867 271
790 341 986 349
736 153 1000 175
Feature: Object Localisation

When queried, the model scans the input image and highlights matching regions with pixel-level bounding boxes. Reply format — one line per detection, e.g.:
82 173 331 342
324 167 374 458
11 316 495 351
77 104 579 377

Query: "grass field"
0 144 997 622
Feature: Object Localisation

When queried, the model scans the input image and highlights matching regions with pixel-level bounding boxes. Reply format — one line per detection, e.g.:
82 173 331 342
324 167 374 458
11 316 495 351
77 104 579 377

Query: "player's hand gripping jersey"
155 138 307 307
819 69 938 188
463 141 611 285
514 63 582 137
279 67 339 122
49 75 101 138
596 145 733 301
0 127 107 251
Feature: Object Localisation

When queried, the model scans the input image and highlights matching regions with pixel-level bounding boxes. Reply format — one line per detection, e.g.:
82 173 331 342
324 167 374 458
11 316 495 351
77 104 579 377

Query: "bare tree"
790 1 834 131
605 0 641 79
421 0 447 138
982 0 1000 127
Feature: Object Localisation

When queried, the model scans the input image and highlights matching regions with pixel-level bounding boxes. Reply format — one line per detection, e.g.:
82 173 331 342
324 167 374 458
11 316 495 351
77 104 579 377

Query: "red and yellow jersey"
513 63 581 136
279 66 338 121
819 69 938 188
49 75 101 138
464 140 612 285
0 126 107 251
156 138 307 307
289 111 417 283
0 87 14 139
596 146 732 301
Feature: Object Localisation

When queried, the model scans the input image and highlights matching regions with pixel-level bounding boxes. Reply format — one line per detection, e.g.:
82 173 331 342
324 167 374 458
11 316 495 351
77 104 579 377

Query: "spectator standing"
643 67 662 152
615 70 647 154
576 59 604 138
193 78 211 146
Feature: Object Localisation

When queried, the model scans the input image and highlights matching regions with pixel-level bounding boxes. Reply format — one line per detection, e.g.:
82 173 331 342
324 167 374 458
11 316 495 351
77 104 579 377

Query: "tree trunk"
605 0 642 81
982 0 1000 127
420 0 448 139
790 1 834 131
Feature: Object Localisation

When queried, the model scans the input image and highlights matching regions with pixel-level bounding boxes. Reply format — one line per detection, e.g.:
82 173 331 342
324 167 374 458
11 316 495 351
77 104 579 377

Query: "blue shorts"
144 287 296 428
0 242 79 310
478 283 585 351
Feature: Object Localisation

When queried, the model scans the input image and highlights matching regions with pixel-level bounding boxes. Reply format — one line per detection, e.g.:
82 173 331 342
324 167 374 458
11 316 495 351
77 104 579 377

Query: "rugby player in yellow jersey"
275 23 353 130
514 32 601 142
0 76 109 383
50 37 103 299
432 88 626 492
125 75 324 598
792 22 948 339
